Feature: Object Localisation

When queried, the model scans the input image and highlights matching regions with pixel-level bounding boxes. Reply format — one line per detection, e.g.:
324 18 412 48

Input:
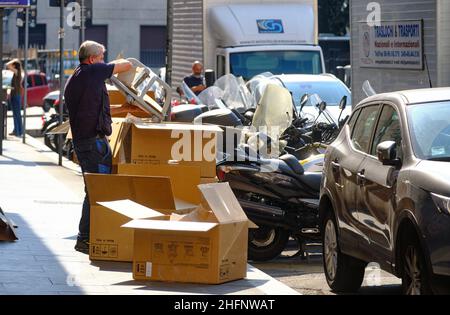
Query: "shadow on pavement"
0 213 84 295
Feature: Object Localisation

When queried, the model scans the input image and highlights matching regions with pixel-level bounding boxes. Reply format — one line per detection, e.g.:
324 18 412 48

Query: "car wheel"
401 236 432 295
322 211 366 293
248 225 289 262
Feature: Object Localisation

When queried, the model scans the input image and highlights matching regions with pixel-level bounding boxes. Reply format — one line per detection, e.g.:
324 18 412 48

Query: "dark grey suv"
320 88 450 295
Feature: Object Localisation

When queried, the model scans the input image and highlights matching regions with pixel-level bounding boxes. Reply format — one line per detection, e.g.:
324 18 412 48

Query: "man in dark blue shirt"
183 61 206 96
64 40 132 254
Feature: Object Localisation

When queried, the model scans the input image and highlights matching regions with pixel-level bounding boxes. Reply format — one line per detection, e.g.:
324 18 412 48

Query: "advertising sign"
359 20 423 70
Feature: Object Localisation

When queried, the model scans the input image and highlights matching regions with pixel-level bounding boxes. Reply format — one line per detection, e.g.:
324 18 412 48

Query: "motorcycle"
41 99 74 160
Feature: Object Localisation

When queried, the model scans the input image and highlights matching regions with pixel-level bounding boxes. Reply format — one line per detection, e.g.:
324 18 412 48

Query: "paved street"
0 136 299 295
0 123 403 295
253 242 402 295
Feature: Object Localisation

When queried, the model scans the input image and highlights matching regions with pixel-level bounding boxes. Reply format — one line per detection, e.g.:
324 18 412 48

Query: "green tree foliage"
319 0 349 36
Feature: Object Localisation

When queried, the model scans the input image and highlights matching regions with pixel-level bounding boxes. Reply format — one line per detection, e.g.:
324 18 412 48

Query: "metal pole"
58 1 65 166
80 0 85 44
0 8 4 156
22 7 29 144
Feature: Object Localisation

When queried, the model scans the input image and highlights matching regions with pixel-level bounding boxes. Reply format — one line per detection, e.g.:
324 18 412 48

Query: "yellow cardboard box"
117 164 202 204
108 121 223 178
108 182 250 284
107 85 127 105
85 174 196 262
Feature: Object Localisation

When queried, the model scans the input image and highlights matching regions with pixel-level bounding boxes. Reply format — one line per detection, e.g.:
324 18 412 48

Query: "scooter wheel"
248 226 290 262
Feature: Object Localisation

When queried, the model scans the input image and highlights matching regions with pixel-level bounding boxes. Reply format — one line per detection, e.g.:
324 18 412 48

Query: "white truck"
166 0 325 87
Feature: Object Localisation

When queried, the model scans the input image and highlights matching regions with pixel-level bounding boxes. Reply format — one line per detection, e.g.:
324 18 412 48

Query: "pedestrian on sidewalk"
64 41 132 254
6 59 24 137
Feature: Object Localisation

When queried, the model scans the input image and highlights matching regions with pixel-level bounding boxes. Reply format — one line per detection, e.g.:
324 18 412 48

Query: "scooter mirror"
300 94 308 111
338 96 347 124
339 96 347 110
319 101 327 113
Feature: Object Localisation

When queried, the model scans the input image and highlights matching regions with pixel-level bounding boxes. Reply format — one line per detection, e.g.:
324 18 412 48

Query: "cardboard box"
107 85 127 105
111 104 151 118
117 164 202 204
109 121 223 178
200 177 219 185
85 174 196 262
112 182 250 284
107 84 155 106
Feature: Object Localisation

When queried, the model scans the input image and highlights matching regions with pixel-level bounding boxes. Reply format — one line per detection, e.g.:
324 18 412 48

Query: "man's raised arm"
110 59 133 74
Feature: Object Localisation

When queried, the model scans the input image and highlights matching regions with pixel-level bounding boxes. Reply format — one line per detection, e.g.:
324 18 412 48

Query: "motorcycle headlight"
431 193 450 215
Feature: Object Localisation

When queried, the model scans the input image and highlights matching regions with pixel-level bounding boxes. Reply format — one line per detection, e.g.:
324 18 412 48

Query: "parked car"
276 74 352 122
248 73 352 123
3 69 52 111
320 88 450 295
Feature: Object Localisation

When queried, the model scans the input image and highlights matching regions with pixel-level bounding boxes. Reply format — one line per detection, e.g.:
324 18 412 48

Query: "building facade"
2 0 167 68
350 0 450 105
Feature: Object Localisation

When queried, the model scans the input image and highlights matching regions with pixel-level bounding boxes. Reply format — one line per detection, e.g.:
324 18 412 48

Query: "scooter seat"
280 154 304 175
298 172 322 191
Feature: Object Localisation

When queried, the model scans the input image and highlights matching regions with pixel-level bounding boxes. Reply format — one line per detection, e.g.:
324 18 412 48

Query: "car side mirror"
377 141 401 167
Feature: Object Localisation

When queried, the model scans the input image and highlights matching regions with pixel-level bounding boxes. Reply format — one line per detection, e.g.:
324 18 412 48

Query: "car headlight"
431 193 450 215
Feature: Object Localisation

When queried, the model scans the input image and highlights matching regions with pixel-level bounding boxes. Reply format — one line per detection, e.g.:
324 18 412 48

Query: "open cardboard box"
101 182 251 284
109 120 223 178
85 174 197 262
117 164 203 204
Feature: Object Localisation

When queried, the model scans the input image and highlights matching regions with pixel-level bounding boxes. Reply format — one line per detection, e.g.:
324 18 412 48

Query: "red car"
3 70 52 111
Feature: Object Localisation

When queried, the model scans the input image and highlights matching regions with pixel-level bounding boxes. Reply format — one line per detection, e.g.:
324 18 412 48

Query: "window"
140 26 167 69
19 24 46 48
371 105 402 157
230 50 323 81
33 75 44 87
26 76 33 88
408 101 450 160
347 109 360 134
217 55 226 78
351 105 380 153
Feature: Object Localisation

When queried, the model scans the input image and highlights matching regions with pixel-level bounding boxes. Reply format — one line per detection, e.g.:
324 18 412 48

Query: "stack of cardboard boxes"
85 117 252 284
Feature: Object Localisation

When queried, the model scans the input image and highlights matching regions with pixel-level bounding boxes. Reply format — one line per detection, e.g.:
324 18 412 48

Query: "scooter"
216 97 348 262
217 143 323 262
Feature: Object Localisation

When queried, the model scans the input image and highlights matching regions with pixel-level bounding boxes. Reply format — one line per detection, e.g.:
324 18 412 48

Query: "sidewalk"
0 136 299 295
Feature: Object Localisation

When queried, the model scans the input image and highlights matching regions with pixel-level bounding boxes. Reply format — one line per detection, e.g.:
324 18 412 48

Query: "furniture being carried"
110 58 172 122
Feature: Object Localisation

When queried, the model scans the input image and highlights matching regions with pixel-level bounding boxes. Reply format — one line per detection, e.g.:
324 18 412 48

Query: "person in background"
7 59 24 137
64 40 132 254
183 61 206 96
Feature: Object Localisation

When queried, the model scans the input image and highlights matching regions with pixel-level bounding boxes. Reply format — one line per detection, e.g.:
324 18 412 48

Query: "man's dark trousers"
74 136 112 241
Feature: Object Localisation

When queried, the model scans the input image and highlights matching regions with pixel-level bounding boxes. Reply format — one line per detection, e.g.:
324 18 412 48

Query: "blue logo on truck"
257 19 284 34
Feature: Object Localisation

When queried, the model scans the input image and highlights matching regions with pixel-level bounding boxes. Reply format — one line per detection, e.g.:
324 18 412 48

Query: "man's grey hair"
78 40 105 62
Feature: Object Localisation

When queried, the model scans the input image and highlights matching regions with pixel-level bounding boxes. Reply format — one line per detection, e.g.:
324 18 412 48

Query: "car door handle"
331 160 340 170
357 171 366 186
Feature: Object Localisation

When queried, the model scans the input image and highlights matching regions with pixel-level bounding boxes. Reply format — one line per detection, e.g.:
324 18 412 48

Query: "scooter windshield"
252 84 293 142
197 74 256 110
